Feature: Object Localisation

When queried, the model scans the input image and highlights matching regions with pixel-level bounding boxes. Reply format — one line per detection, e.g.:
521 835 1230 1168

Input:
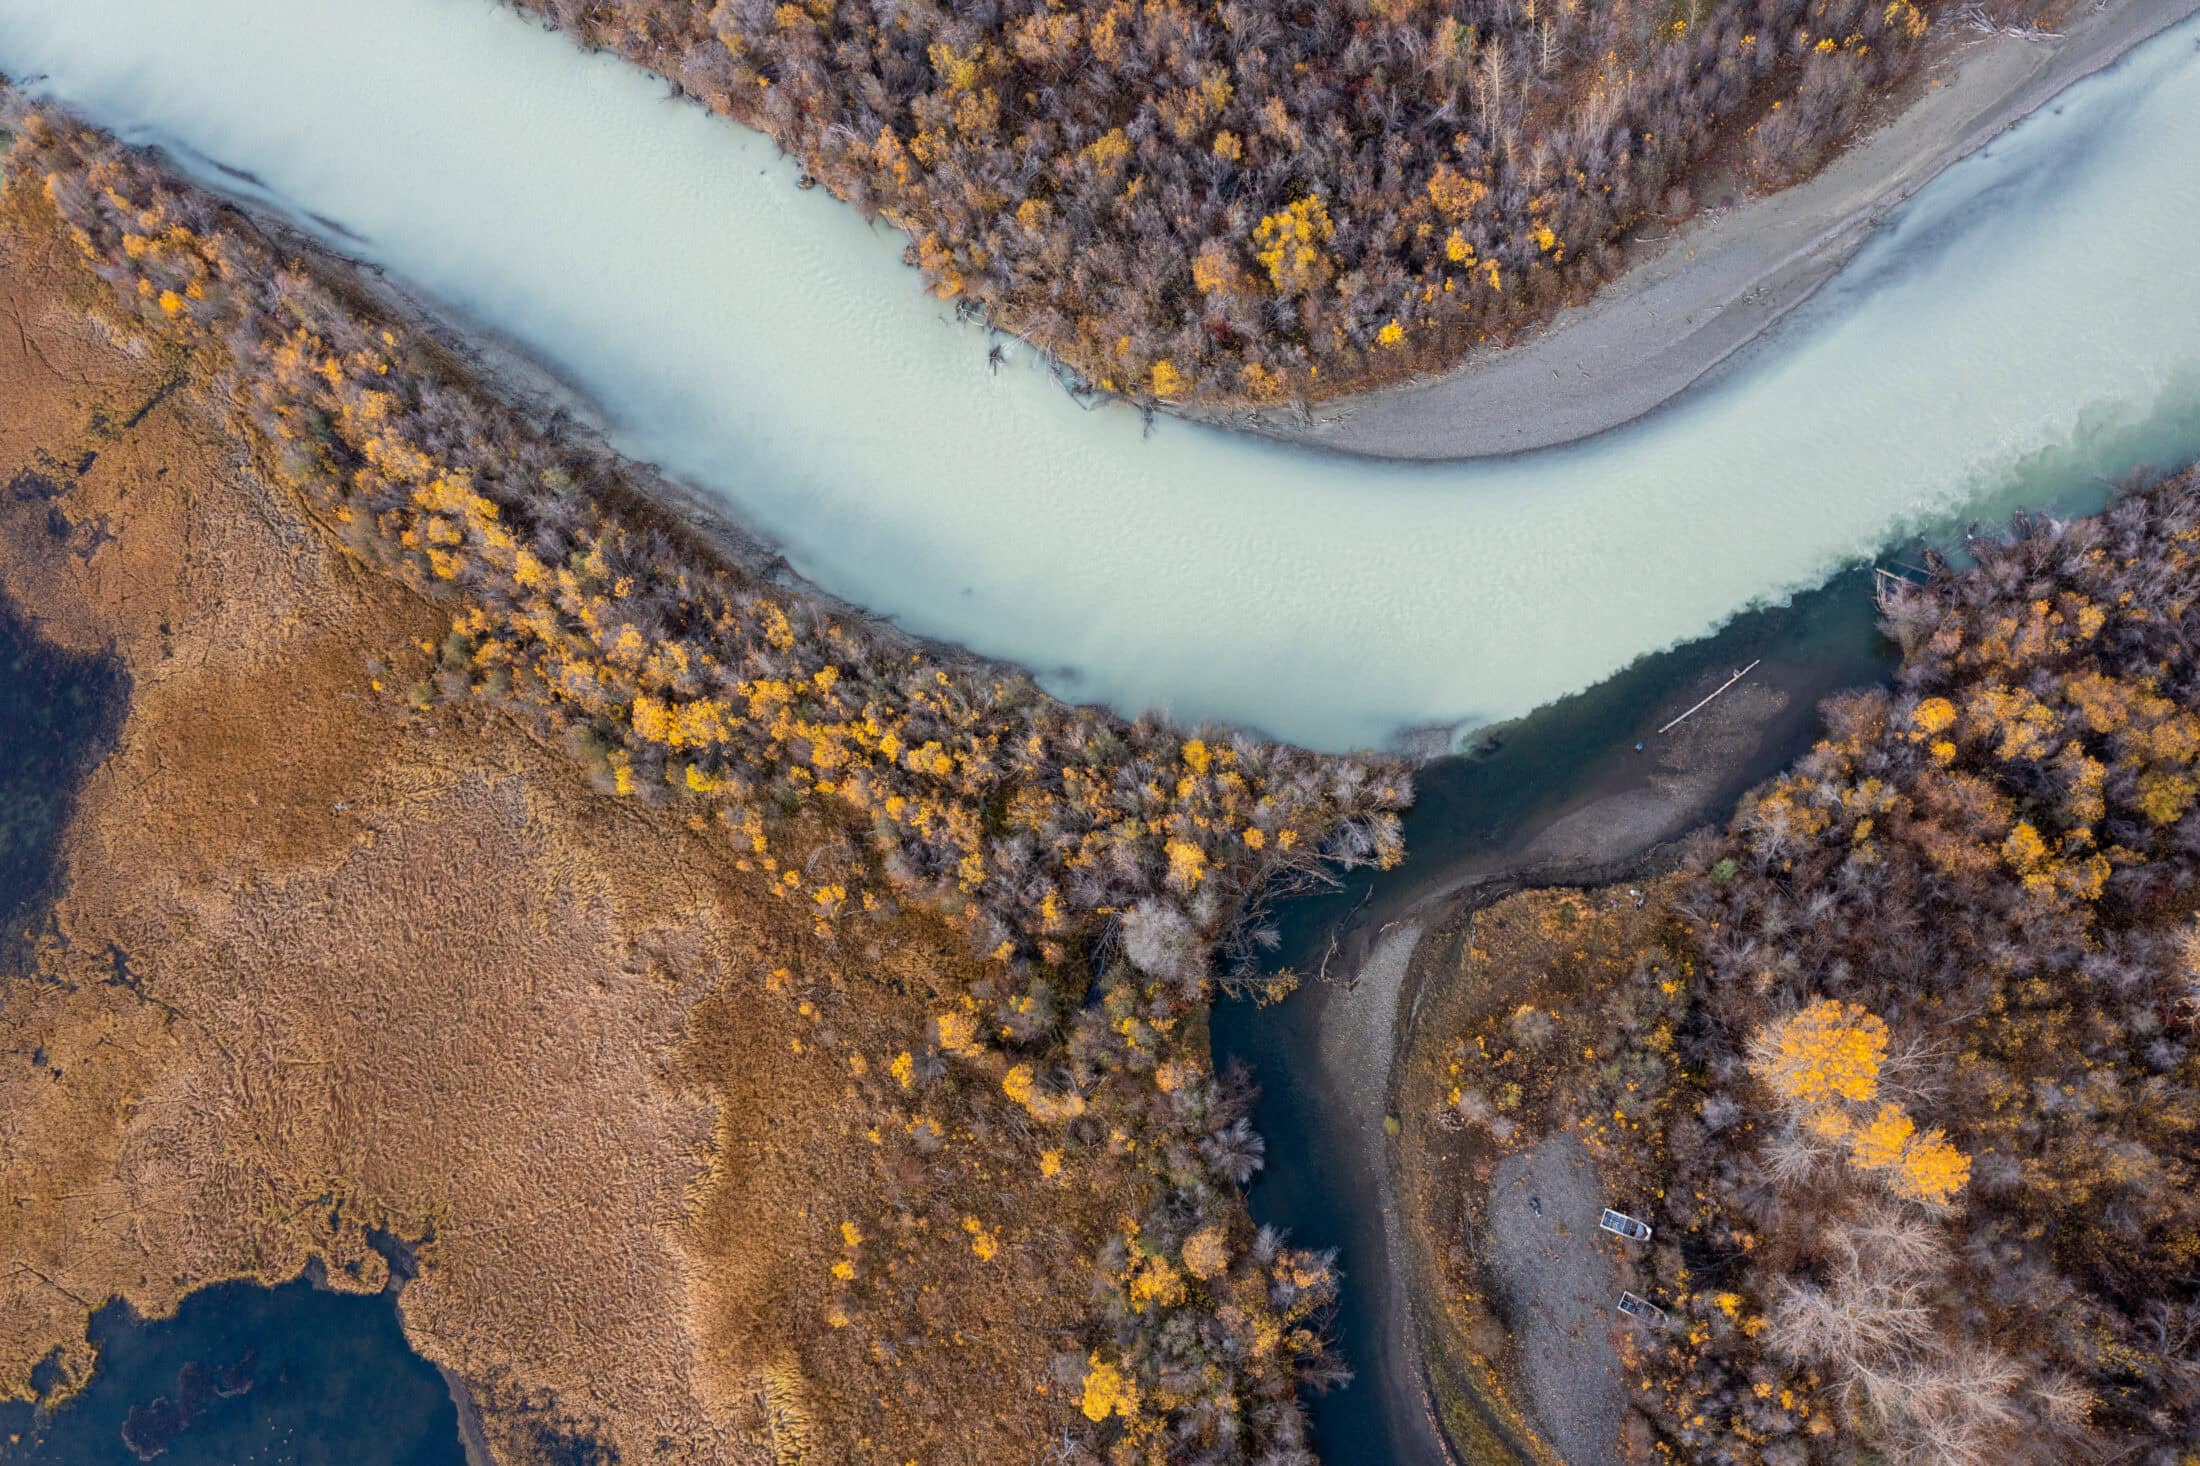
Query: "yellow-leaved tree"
1749 998 1968 1207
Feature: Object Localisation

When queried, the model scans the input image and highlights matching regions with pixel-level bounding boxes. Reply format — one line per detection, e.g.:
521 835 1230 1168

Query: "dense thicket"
1632 473 2200 1464
513 0 1939 403
12 105 1411 1463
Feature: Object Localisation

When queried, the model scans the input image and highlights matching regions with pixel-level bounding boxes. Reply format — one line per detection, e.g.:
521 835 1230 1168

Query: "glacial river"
6 5 2200 1465
2 1 2198 752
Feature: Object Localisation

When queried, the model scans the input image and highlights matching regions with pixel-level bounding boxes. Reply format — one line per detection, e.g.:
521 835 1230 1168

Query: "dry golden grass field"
0 209 1119 1465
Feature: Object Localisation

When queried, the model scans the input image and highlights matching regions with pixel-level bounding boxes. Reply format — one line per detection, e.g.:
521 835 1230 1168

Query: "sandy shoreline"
1201 0 2200 461
1276 652 1837 1466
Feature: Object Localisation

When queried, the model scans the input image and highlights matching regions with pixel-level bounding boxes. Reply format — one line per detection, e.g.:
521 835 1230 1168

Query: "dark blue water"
0 1278 464 1464
1212 565 1901 1466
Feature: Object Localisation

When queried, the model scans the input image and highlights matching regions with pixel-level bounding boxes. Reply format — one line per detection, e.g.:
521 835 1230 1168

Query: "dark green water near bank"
1211 566 1902 1466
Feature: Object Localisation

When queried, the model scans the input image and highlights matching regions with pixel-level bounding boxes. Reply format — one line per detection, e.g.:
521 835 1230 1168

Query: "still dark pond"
0 1280 463 1465
0 593 124 961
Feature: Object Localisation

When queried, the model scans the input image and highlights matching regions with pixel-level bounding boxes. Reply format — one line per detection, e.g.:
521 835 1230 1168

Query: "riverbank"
1209 0 2200 460
1363 685 1809 1466
1394 879 1699 1466
1214 570 1899 1465
1362 667 1834 1466
11 0 2198 753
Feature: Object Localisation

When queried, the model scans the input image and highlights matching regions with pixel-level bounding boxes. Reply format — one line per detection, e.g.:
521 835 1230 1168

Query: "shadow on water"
1211 565 1902 1466
0 1275 463 1465
0 599 463 1465
0 592 125 964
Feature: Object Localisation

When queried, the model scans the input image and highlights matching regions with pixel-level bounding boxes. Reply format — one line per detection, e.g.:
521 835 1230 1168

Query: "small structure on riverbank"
1600 1208 1652 1242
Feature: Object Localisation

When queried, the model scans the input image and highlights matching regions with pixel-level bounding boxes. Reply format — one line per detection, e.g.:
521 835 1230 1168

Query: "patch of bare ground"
1394 881 1698 1466
0 220 1102 1462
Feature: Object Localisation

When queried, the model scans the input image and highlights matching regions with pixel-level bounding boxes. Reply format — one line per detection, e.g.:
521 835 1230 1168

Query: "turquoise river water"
2 4 2199 1463
1 1 2197 751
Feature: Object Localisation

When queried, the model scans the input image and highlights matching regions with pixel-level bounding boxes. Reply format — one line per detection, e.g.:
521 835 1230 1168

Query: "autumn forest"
3 1 2197 1465
521 0 1943 402
1425 470 2200 1465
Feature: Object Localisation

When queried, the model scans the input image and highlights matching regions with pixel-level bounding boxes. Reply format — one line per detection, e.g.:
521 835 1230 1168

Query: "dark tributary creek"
1211 564 1902 1466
